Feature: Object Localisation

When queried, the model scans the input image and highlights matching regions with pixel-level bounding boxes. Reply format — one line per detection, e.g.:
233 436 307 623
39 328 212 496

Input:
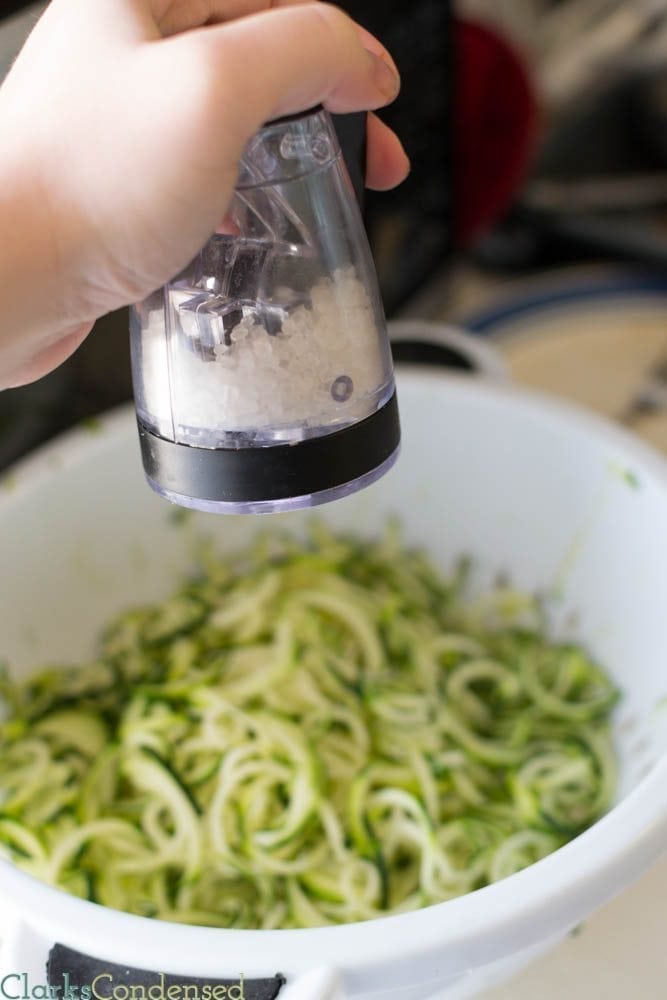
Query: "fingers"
156 0 312 36
353 22 400 79
154 0 401 81
1 323 93 390
211 112 408 234
365 112 410 191
176 3 400 142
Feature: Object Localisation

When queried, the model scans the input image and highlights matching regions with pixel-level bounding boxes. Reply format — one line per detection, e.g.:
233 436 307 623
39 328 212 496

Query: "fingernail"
370 51 400 101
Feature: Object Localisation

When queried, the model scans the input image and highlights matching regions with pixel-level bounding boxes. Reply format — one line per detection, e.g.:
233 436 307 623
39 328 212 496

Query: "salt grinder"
129 106 400 514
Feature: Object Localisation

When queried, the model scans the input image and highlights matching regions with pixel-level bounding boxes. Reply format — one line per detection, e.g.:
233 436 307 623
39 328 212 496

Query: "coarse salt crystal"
138 269 389 443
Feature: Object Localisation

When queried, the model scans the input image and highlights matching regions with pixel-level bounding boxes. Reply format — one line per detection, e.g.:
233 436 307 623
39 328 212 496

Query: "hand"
0 0 408 388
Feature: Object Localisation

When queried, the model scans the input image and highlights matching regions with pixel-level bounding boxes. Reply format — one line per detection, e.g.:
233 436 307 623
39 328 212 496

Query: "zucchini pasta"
0 524 618 928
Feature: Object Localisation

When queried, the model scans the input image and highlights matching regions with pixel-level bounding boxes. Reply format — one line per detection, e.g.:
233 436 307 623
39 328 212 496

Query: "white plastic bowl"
1 370 667 999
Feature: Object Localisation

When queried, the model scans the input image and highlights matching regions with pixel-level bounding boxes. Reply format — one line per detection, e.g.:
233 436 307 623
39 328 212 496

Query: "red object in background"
453 19 540 248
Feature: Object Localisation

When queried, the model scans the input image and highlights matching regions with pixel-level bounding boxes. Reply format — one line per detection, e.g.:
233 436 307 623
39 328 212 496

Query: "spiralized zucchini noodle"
0 523 618 928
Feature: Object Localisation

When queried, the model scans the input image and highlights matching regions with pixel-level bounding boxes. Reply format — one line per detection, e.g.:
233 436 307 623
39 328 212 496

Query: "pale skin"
0 0 408 390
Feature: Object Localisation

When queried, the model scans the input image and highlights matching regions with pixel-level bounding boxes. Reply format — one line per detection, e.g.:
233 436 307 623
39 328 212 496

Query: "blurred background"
5 0 667 468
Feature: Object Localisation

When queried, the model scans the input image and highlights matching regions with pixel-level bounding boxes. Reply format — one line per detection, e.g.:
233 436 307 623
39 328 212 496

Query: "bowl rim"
2 373 667 979
4 368 667 498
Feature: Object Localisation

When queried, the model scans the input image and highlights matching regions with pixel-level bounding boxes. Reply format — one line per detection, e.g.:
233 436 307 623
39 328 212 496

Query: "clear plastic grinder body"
130 107 400 514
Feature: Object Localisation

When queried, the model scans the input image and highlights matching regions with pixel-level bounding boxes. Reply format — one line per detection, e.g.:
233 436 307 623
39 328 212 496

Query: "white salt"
139 267 389 445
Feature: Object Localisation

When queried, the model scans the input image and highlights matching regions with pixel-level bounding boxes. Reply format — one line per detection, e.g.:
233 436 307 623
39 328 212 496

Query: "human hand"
0 0 408 388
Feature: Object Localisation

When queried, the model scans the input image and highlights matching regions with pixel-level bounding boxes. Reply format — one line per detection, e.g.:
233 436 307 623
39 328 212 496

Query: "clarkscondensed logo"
1 974 246 1000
